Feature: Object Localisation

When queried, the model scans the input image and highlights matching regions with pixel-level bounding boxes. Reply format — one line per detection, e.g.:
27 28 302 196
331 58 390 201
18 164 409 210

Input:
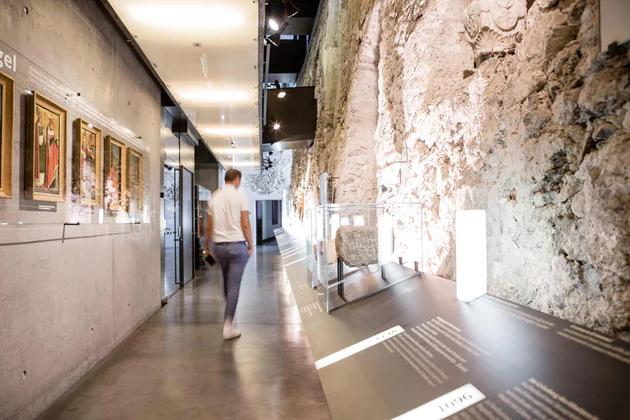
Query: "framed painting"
0 71 14 199
126 148 143 212
26 92 67 202
104 136 126 211
73 119 102 207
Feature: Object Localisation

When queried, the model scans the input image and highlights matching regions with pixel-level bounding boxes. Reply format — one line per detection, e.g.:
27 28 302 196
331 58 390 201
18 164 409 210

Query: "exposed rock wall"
290 0 630 339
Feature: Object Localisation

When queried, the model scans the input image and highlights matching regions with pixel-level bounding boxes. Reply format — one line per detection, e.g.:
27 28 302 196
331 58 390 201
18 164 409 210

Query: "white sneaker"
223 325 241 340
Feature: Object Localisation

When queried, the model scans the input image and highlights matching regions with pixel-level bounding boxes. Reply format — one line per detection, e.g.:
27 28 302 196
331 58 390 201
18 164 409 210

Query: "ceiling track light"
283 1 300 19
274 80 286 98
266 0 299 47
267 33 281 47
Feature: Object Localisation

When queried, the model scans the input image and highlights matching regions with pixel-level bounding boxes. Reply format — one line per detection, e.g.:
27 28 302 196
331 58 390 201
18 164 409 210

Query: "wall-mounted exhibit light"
268 18 280 31
273 123 281 130
456 210 487 302
275 80 286 98
266 0 299 47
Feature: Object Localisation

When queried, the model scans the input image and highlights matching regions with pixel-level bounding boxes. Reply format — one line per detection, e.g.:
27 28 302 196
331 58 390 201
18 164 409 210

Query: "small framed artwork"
126 148 143 212
104 136 126 211
0 71 14 199
26 92 67 202
73 119 102 207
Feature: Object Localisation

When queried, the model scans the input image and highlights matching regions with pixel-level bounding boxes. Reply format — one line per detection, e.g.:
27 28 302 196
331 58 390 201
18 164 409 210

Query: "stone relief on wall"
464 0 527 64
244 151 291 195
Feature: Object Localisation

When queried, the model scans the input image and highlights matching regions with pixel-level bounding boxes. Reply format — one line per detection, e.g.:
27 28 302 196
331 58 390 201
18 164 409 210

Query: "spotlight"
284 1 300 19
268 33 281 47
278 91 286 99
273 123 281 130
268 18 279 31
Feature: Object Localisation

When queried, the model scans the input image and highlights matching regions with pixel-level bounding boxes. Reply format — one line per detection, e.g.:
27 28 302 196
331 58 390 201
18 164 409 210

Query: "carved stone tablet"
464 0 527 65
335 226 378 267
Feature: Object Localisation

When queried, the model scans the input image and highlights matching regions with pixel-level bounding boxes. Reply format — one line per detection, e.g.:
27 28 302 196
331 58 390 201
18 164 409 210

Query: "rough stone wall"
290 0 630 339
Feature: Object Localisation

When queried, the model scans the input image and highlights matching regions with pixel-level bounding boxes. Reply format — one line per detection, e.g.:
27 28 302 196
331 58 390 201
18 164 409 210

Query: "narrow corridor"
41 243 331 420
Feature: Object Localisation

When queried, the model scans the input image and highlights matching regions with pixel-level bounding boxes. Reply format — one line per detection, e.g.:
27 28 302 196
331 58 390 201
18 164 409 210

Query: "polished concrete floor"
42 243 331 420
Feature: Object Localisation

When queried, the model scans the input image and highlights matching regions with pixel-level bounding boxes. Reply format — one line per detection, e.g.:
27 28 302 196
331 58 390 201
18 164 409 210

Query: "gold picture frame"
104 135 126 212
73 119 102 207
0 71 14 199
126 148 143 212
26 92 67 202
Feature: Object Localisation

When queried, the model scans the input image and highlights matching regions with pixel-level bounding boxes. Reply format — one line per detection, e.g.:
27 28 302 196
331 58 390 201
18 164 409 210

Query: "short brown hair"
225 169 242 183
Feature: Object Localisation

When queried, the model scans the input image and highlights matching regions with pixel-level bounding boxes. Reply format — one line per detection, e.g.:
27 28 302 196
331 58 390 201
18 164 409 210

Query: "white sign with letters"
0 49 17 72
393 383 486 420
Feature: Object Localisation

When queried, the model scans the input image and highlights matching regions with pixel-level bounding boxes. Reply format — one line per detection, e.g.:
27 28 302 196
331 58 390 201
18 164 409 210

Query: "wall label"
393 383 485 420
0 49 17 72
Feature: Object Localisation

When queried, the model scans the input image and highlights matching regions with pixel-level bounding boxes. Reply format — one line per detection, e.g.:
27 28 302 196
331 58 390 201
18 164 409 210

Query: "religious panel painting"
73 119 102 207
0 71 14 199
27 92 67 202
104 136 126 212
126 148 143 212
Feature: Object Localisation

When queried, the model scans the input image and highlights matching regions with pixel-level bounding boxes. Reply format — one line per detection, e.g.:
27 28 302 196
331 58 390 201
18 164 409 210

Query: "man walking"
204 169 253 340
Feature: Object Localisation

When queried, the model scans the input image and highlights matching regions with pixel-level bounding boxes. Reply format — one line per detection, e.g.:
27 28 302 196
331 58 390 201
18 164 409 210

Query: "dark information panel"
275 231 630 420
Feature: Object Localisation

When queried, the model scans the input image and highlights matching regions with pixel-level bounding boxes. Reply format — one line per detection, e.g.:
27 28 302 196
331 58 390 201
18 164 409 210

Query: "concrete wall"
196 164 220 192
0 1 162 418
290 0 630 340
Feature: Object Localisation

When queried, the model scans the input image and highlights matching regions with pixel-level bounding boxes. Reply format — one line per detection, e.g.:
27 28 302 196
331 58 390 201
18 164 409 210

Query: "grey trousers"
214 242 250 321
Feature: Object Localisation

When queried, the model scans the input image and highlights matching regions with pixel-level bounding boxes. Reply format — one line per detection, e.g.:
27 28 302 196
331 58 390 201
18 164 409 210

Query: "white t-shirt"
207 184 249 243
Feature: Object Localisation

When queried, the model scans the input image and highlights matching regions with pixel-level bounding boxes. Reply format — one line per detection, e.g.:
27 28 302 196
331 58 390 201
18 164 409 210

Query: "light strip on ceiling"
213 148 258 155
181 91 250 104
225 161 259 167
129 4 245 30
203 127 255 136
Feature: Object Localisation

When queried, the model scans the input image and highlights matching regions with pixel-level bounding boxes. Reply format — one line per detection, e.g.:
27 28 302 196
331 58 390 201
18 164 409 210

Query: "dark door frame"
256 200 264 246
179 166 195 286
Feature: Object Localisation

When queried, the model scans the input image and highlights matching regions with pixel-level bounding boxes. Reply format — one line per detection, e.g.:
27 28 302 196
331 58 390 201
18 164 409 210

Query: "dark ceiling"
264 0 321 88
262 0 321 149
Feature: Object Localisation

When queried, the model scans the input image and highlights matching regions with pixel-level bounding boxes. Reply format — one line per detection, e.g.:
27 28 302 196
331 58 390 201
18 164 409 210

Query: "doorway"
162 165 195 300
163 165 180 299
255 200 282 245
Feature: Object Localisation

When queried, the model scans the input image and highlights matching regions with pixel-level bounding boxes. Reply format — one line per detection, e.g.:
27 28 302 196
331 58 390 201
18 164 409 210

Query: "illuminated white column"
456 210 487 302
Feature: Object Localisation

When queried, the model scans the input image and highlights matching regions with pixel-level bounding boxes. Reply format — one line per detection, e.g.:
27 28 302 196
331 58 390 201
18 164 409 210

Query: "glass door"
180 168 194 285
163 165 181 297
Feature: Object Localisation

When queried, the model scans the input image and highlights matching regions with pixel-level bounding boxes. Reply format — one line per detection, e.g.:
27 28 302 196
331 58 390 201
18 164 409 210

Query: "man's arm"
240 211 253 256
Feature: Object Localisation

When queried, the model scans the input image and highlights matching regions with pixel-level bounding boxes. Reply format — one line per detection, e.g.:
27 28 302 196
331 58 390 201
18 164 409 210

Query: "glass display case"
305 207 319 288
314 203 423 312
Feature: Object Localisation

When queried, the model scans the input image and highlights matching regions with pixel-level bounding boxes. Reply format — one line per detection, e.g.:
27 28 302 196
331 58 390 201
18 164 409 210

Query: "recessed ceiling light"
268 18 280 31
213 148 258 155
181 90 249 103
220 115 226 120
278 91 286 98
273 123 281 130
203 127 255 136
129 5 245 30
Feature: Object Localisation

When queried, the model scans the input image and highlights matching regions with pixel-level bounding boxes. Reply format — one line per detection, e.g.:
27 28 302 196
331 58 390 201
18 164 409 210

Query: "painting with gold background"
0 71 14 199
127 148 143 212
74 119 102 207
27 92 67 202
104 136 126 212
